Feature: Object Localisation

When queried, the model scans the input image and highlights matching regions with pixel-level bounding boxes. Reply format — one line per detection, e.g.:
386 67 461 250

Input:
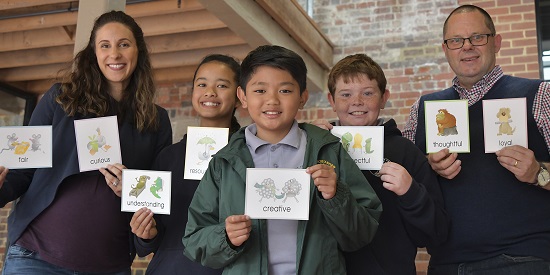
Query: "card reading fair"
184 126 229 180
245 168 310 220
424 100 470 153
331 126 384 170
74 116 122 172
482 98 528 153
0 126 52 169
121 169 172 215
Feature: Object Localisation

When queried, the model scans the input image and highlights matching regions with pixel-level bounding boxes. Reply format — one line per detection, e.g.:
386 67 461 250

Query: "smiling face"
328 74 389 126
192 61 239 128
237 66 308 144
442 11 502 89
95 22 138 96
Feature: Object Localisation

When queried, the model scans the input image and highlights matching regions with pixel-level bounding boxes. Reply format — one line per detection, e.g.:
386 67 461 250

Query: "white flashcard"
424 100 470 153
0 126 52 169
184 126 229 180
482 98 528 153
121 169 172 215
245 168 310 220
331 126 384 170
74 116 122 172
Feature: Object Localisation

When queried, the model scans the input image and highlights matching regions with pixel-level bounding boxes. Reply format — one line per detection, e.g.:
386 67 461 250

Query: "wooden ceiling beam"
0 63 68 82
0 0 203 34
0 45 73 69
0 11 225 52
151 44 252 68
0 28 244 69
0 0 74 11
146 28 245 53
256 0 333 69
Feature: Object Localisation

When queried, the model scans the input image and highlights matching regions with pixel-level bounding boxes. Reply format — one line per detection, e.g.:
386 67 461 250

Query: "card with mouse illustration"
0 126 52 169
74 116 122 172
184 126 229 180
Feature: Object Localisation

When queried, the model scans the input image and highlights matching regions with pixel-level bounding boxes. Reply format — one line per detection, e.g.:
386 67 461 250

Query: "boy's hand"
310 119 333 130
131 207 158 240
378 162 412 196
427 148 461 179
225 215 251 247
0 166 8 189
307 164 337 200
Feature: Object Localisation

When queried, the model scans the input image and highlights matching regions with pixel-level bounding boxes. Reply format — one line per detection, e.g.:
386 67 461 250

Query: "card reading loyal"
121 169 172 215
184 126 229 180
74 116 122 172
245 168 310 220
331 126 384 170
482 98 528 153
0 126 52 169
424 100 470 153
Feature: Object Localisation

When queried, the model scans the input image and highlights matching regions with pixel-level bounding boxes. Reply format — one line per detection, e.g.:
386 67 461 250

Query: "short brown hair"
443 5 496 38
327 54 386 97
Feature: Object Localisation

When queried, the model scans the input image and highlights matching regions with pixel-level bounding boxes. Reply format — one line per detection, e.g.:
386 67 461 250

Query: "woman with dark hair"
130 54 241 274
0 11 172 274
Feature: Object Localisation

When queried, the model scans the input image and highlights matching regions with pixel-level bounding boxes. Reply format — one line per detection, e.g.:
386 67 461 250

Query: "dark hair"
193 54 241 134
239 45 307 94
443 5 496 38
56 10 158 132
327 54 386 97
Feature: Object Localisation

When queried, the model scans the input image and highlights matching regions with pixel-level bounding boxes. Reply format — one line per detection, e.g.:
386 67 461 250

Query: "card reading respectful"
331 126 384 170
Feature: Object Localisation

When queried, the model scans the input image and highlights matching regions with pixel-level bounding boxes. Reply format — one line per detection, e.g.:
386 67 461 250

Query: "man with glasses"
403 4 550 275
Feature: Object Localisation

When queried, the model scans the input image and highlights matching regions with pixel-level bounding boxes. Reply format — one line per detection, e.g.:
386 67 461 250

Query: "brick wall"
0 0 539 274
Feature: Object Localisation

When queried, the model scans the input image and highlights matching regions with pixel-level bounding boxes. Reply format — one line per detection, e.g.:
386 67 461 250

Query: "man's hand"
496 145 539 184
427 148 461 179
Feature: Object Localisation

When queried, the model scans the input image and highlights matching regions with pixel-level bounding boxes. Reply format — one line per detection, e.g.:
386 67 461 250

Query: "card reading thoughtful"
331 126 384 170
424 100 470 153
482 98 528 153
0 126 52 169
121 169 172 215
245 168 310 220
73 116 122 172
184 126 229 180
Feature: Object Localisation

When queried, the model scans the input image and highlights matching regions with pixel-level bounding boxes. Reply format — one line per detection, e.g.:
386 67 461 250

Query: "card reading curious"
74 116 122 172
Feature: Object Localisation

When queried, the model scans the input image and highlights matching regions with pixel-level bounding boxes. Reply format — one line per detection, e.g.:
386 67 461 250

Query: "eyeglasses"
444 33 495 50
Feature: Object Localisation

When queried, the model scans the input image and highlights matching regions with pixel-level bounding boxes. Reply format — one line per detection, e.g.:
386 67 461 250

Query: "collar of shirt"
452 65 504 106
245 120 303 153
332 118 385 126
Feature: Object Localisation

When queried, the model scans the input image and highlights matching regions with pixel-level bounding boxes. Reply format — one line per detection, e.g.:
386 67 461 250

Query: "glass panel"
0 90 27 126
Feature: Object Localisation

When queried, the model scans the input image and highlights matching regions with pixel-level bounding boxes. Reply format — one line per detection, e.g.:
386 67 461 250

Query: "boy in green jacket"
183 45 382 275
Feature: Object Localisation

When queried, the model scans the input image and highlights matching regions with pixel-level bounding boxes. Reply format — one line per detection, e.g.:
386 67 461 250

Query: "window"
0 83 37 126
537 0 550 80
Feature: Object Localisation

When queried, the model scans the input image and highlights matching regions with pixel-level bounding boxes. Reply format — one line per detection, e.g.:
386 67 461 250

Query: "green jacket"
183 123 382 274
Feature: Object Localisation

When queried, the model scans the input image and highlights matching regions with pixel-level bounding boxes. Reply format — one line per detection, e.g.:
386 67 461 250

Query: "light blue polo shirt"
245 120 307 275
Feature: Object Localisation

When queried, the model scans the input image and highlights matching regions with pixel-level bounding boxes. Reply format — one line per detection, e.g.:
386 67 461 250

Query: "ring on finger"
112 179 119 187
513 160 518 167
